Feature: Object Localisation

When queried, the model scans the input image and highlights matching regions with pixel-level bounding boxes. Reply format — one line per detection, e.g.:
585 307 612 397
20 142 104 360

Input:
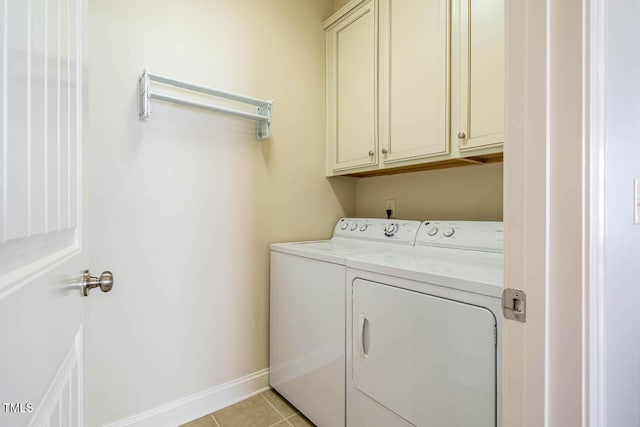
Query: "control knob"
427 226 439 236
359 224 368 231
350 223 358 231
384 223 399 237
341 222 349 230
443 227 455 237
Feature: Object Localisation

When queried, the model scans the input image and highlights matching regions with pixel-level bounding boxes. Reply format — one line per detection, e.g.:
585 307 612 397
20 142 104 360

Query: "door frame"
503 0 606 425
585 0 607 424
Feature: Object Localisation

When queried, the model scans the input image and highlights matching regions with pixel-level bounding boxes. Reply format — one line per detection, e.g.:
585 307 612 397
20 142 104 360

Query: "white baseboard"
105 368 270 427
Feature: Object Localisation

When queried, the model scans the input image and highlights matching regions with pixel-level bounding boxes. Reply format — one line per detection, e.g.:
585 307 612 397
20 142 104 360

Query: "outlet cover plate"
385 199 396 217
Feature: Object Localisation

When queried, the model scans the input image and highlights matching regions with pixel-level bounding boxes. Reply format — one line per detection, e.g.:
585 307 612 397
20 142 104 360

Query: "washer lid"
271 238 391 265
270 218 422 264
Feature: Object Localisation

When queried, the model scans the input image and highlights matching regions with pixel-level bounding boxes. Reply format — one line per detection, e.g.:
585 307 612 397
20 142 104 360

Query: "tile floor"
181 389 315 427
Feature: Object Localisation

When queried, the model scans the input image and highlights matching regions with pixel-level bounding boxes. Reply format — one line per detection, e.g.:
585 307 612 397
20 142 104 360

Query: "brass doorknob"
81 270 114 296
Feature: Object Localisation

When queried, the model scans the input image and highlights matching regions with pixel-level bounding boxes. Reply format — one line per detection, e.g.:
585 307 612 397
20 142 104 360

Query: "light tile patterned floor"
181 389 315 427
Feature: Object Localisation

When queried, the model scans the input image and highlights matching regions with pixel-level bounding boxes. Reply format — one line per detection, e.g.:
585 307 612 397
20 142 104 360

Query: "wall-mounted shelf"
139 69 273 140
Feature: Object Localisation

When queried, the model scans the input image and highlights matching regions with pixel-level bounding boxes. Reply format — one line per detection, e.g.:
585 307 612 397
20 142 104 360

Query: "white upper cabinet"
452 0 505 151
325 0 377 173
325 0 504 176
379 0 449 164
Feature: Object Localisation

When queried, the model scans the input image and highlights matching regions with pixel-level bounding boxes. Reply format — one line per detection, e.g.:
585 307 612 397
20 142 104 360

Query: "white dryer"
270 218 421 427
345 221 504 427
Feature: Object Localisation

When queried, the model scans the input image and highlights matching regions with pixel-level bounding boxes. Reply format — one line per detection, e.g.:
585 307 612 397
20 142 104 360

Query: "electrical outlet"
385 199 396 218
634 179 639 225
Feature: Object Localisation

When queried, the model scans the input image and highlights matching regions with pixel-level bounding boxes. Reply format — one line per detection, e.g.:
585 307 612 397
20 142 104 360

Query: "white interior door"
0 0 90 426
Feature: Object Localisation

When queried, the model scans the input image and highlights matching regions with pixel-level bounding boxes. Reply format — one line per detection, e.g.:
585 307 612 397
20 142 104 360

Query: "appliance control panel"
416 221 504 253
334 218 421 245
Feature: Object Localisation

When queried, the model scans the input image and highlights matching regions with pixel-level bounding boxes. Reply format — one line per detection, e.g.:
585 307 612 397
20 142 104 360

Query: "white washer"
345 221 504 427
270 218 421 427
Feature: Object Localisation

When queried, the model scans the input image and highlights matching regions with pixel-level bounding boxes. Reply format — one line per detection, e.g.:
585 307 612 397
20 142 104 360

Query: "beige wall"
334 0 352 12
86 1 352 425
355 163 503 221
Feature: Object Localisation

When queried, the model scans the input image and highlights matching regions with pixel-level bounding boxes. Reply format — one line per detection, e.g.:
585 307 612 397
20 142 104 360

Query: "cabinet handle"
457 132 466 139
358 314 369 358
381 148 388 155
368 150 374 156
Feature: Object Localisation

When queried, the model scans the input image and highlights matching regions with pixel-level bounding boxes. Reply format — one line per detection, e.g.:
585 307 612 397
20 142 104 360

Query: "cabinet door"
454 0 505 151
379 0 449 164
352 279 496 427
326 1 377 173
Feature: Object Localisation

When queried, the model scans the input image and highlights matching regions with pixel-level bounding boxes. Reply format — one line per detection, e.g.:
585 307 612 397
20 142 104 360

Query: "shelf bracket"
256 103 272 140
139 69 151 120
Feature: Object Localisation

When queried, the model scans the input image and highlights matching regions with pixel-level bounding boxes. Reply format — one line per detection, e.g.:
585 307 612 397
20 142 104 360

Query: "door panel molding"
0 244 79 299
0 0 83 295
28 327 82 427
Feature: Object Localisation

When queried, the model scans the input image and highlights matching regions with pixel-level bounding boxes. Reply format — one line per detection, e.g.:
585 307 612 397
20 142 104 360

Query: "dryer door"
352 279 496 427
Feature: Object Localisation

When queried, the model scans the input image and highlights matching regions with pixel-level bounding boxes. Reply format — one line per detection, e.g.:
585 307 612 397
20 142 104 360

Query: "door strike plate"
502 288 526 322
